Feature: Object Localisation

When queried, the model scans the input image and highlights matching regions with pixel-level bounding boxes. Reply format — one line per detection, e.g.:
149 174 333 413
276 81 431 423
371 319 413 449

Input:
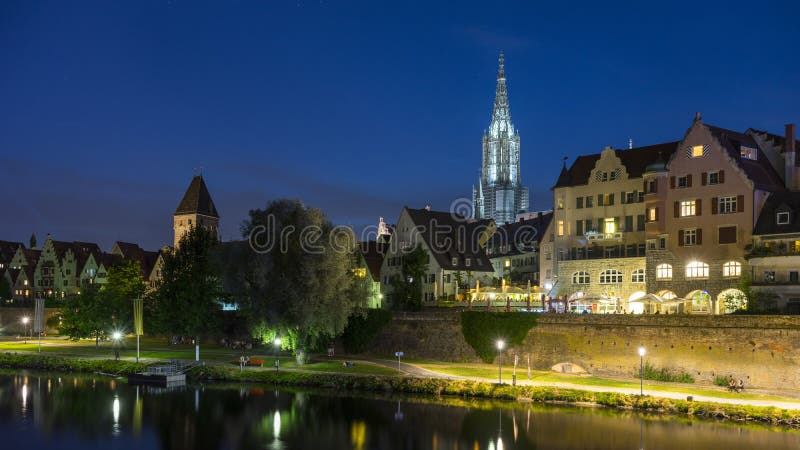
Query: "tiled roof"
488 212 553 258
0 241 23 264
175 176 219 217
556 141 681 187
753 191 800 235
22 249 41 266
359 240 388 281
404 207 495 273
707 125 786 192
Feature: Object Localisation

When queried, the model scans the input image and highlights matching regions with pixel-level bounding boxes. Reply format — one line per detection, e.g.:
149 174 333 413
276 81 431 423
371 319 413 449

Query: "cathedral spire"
490 51 513 138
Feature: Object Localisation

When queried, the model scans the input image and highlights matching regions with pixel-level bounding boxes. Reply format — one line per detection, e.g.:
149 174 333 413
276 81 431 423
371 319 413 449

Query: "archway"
627 291 647 314
718 288 748 314
686 290 711 314
657 290 677 299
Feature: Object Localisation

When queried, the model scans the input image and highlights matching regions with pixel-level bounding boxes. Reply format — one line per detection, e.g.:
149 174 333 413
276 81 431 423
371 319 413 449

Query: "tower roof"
489 51 514 137
175 175 219 217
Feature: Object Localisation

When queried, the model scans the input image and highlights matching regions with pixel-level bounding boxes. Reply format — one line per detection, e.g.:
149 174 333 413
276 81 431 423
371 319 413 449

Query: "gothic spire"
490 51 513 138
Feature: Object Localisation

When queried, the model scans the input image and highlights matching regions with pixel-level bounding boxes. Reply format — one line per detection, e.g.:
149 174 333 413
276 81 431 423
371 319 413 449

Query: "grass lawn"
413 360 799 403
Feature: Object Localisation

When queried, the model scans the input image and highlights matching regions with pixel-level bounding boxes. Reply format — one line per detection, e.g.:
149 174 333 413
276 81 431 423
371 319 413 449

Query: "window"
23 279 28 286
718 226 737 244
576 197 584 209
764 271 776 283
576 220 584 235
648 207 657 222
719 196 737 214
572 271 590 284
741 146 758 160
647 180 657 193
638 191 645 202
722 261 741 277
451 257 458 266
686 261 709 279
647 239 656 250
680 200 696 217
791 271 799 283
631 269 645 283
625 215 633 232
504 259 510 268
626 192 635 204
691 145 704 157
558 198 564 209
677 176 688 188
683 228 697 246
609 171 617 181
604 218 616 234
708 171 720 185
637 215 646 231
777 212 791 225
585 196 593 208
601 172 608 182
465 258 471 267
557 220 565 236
656 264 672 280
599 269 623 284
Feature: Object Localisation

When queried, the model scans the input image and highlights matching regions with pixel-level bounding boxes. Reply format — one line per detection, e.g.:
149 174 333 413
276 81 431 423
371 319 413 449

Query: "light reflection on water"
0 372 799 450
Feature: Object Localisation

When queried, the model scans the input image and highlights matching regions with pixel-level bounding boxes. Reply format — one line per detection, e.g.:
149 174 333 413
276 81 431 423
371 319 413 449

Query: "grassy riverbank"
2 352 800 428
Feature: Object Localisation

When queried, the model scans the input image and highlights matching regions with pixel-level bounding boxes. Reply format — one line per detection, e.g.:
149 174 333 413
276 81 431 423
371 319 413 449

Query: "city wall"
367 312 800 390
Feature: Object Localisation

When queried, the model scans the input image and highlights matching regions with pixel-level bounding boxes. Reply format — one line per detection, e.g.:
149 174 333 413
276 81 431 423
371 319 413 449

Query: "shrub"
341 308 392 353
714 375 731 387
460 311 538 363
639 362 695 383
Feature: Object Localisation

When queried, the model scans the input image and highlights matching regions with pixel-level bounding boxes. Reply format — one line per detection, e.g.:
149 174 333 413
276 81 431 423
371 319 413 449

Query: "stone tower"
472 51 529 224
173 175 220 248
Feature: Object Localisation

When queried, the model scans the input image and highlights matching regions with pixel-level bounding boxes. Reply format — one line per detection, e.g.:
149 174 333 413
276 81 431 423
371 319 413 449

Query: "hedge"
341 308 392 353
460 311 538 362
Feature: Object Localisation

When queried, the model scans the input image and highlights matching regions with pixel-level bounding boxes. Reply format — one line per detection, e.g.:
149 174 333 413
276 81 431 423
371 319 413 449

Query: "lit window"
719 196 737 214
656 264 672 280
631 269 645 283
683 229 698 246
648 207 657 221
740 146 758 160
23 280 28 286
599 269 623 284
604 218 616 234
572 271 590 284
764 271 776 283
691 145 704 157
722 261 741 277
680 200 696 217
777 212 791 225
686 261 709 279
557 220 565 236
504 259 510 268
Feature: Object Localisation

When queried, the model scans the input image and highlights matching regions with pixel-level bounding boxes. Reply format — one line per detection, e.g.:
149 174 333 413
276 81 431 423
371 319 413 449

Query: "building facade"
472 52 529 225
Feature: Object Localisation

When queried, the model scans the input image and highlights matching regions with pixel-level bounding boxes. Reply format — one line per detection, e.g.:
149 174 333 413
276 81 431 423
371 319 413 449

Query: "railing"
585 232 624 242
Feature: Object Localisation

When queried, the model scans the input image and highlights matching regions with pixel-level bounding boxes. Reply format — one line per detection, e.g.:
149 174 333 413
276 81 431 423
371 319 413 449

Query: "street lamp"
21 316 30 344
274 337 282 372
112 331 123 360
496 340 505 384
638 346 646 396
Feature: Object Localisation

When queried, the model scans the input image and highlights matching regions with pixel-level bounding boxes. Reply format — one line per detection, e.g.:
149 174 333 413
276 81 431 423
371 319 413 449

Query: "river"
0 372 797 449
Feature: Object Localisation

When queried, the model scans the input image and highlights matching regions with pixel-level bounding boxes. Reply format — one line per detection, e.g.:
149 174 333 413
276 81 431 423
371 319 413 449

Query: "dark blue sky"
2 1 799 250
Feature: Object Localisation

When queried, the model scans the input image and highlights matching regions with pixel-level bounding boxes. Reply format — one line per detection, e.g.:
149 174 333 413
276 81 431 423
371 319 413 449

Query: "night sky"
2 1 799 251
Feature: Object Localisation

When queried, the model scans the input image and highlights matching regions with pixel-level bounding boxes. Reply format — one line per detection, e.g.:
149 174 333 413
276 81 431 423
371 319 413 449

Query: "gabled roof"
175 176 219 217
707 125 786 191
488 212 553 258
113 241 142 258
95 252 123 270
21 248 41 267
359 241 388 281
555 141 681 188
404 207 495 272
0 241 23 264
753 191 800 235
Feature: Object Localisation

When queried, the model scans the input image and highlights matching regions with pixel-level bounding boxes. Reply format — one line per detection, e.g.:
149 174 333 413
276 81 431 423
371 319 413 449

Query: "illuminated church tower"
173 175 220 248
472 52 529 224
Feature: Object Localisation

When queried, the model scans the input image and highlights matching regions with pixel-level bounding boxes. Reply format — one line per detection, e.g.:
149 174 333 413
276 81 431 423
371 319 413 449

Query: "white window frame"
777 212 790 225
599 269 623 284
686 261 709 279
708 171 720 185
683 228 697 246
656 264 672 280
741 146 758 160
691 145 704 158
719 196 737 214
631 269 645 283
722 261 741 278
680 200 696 217
572 271 590 285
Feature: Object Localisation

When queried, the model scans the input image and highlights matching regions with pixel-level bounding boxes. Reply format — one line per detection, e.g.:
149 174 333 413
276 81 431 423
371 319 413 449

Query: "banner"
133 297 144 336
33 298 45 333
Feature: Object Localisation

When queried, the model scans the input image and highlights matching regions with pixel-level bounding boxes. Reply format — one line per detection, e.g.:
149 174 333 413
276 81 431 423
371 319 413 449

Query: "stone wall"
0 308 60 335
366 312 800 389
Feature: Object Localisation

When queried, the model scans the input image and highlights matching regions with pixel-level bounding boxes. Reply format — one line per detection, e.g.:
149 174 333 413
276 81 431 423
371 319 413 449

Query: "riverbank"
2 352 800 429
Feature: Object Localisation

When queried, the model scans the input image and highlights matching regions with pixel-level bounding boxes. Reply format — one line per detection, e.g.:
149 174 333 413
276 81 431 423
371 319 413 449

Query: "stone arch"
686 290 711 314
718 288 748 314
657 290 677 299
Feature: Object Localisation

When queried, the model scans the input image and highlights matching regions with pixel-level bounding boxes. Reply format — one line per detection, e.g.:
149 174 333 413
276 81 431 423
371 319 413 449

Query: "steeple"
490 51 514 138
173 175 220 248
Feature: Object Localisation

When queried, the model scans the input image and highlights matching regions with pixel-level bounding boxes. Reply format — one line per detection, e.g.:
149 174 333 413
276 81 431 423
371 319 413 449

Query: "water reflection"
0 372 798 450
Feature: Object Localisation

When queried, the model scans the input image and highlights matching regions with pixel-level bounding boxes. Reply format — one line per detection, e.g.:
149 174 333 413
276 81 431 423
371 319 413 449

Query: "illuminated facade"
472 52 529 225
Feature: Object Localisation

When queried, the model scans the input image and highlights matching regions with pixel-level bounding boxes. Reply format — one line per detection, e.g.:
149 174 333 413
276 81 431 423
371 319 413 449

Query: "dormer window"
465 258 472 267
740 146 757 160
691 145 705 158
451 257 458 266
777 212 791 225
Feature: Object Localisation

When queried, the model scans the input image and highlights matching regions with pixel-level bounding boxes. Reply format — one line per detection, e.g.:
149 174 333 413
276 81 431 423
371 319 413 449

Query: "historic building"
356 240 387 309
486 211 552 286
550 141 678 312
174 175 220 248
379 206 496 307
472 52 529 225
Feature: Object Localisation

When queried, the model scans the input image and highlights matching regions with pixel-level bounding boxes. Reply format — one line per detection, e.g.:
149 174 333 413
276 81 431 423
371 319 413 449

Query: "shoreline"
2 352 800 429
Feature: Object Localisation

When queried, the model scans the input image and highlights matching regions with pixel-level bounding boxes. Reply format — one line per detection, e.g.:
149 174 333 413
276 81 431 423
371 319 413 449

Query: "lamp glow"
274 337 282 347
638 347 646 357
496 340 505 350
112 331 122 341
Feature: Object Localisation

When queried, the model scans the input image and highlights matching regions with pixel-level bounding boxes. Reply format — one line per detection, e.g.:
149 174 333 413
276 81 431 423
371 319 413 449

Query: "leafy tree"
238 199 369 362
0 277 11 301
148 225 222 359
104 259 146 330
388 245 428 311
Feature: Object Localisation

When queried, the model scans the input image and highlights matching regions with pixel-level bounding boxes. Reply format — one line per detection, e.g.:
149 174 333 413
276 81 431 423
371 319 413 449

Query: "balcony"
585 231 624 242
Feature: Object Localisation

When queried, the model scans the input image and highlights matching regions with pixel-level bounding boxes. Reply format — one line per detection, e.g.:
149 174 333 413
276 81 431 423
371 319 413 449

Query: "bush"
639 362 695 383
341 309 392 353
460 311 538 363
714 375 731 387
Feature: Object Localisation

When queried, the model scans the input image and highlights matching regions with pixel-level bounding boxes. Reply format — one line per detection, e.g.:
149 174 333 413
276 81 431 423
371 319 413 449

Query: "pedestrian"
737 379 744 393
728 377 736 392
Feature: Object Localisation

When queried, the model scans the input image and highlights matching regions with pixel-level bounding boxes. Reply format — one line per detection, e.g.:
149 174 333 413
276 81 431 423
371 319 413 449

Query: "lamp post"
274 337 282 372
496 340 505 384
638 346 646 396
112 331 122 360
21 316 30 344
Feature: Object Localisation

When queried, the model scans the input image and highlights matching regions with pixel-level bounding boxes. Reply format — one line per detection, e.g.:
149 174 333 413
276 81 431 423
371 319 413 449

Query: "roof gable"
175 176 219 217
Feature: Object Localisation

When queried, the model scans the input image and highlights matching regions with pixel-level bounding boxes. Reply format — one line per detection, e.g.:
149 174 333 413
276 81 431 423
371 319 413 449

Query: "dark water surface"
0 372 798 450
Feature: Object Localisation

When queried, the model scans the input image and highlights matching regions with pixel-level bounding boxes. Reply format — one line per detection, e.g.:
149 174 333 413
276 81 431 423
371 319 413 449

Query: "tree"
104 259 146 331
238 199 369 362
0 277 11 301
148 225 222 360
388 245 428 311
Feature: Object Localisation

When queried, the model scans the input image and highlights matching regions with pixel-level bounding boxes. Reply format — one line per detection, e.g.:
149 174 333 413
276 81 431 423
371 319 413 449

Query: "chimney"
786 124 796 190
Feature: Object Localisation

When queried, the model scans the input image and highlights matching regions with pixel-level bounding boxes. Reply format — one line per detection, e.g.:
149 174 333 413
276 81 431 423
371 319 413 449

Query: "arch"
655 264 672 280
718 288 748 313
628 291 646 302
686 290 711 314
722 261 742 278
685 261 709 279
657 290 677 299
599 269 623 284
572 271 590 285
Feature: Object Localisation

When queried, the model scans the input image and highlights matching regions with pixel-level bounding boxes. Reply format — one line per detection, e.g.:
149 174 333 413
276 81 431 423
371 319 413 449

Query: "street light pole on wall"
496 340 505 384
638 346 646 396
